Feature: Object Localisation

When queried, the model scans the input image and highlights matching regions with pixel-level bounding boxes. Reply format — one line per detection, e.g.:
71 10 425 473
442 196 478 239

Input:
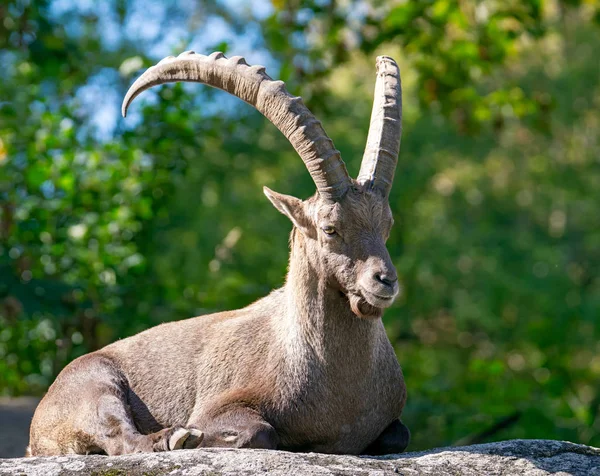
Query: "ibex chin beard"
349 293 385 320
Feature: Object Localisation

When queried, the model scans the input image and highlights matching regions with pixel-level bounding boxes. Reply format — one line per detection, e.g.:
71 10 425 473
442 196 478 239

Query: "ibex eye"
322 226 336 236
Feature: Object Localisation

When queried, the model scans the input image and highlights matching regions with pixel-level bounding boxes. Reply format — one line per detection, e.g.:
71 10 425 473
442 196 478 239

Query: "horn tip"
375 55 400 76
376 55 398 67
121 89 135 118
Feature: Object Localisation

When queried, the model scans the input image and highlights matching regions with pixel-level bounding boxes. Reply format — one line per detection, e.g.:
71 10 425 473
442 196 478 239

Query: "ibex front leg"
191 404 278 450
97 391 204 454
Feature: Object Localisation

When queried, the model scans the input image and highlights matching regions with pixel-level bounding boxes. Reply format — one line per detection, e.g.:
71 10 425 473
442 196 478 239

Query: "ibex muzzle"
28 52 409 457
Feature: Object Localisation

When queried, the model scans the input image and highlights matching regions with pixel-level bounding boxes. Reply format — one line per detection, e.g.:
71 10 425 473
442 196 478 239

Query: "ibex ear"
263 187 313 236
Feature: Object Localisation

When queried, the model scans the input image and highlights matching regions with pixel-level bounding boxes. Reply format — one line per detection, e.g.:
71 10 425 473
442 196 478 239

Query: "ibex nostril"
375 273 398 287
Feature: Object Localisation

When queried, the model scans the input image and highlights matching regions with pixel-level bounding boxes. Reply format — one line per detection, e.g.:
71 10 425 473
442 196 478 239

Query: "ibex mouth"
361 287 396 306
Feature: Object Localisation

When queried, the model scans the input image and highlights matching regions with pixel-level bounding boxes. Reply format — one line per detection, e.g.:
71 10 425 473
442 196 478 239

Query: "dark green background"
1 0 599 451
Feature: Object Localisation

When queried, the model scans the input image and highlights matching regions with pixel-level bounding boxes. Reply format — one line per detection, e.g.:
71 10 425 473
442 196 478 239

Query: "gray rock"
1 440 599 476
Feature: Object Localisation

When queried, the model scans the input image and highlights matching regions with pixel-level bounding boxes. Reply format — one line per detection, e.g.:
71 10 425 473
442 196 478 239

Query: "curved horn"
357 56 402 197
122 51 350 201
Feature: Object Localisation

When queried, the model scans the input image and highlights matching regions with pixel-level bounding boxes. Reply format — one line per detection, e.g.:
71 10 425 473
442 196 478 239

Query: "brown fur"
28 184 408 456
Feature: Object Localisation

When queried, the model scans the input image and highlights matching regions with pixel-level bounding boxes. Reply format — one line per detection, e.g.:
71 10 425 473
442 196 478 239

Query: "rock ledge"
1 439 599 475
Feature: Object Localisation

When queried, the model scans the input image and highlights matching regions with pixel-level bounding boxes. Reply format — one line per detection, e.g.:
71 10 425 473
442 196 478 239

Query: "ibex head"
123 52 402 320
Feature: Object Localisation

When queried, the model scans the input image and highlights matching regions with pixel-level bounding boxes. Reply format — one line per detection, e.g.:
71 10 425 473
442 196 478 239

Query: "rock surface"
1 439 599 475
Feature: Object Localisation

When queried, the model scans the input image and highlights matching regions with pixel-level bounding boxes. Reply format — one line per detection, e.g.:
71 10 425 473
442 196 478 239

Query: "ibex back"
28 52 409 456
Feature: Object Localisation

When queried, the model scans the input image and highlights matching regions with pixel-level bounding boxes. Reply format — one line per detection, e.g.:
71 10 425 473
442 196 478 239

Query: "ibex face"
264 186 398 319
326 188 398 319
122 52 403 320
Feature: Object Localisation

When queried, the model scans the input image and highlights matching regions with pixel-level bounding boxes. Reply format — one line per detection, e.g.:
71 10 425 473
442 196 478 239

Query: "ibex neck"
280 230 378 360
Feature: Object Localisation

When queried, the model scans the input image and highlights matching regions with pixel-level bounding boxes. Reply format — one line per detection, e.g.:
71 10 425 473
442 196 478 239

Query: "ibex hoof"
185 429 205 449
168 428 204 450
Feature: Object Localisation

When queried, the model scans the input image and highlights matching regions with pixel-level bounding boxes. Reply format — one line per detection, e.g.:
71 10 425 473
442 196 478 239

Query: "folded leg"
29 354 204 456
191 404 278 449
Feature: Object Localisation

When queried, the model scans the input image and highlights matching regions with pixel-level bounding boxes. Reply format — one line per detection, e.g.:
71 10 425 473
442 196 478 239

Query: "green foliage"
1 0 599 451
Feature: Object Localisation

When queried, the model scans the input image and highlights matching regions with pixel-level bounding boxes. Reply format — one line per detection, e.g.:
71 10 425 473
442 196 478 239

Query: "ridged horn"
122 51 351 201
357 56 402 197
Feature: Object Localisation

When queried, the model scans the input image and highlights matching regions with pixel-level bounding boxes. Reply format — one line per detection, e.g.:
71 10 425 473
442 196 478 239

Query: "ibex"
28 51 409 456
